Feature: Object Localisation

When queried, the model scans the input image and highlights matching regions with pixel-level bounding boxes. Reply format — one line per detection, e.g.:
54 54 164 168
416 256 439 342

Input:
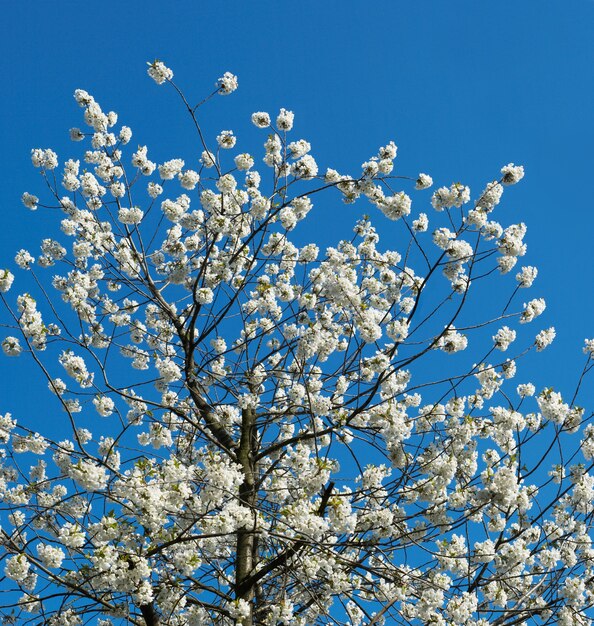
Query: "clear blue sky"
0 0 593 416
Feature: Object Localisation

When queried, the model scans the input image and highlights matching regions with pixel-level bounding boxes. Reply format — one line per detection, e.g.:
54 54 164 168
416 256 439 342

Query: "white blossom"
0 269 14 292
2 336 22 356
493 326 516 351
217 71 238 95
147 60 173 84
21 192 39 210
118 207 144 225
415 173 433 189
36 544 65 569
4 555 30 582
501 162 525 185
413 212 429 231
516 265 538 287
520 297 546 323
276 108 294 131
178 170 200 190
31 148 58 170
93 395 115 417
251 111 271 128
535 326 556 351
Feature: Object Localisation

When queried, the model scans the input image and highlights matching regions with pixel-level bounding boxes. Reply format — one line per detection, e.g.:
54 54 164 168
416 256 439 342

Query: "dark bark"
139 602 160 626
235 406 258 625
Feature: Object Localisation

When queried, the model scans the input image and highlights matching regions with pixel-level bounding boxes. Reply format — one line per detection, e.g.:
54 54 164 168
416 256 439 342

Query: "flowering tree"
0 60 593 626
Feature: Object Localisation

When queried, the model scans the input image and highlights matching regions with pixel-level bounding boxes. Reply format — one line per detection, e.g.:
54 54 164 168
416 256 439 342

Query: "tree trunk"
140 602 160 626
235 406 258 625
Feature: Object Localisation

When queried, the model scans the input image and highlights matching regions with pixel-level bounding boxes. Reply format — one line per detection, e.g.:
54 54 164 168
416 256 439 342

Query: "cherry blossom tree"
0 60 593 626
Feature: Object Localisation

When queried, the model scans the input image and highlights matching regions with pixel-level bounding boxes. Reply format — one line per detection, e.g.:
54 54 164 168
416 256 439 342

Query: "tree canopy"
0 60 593 626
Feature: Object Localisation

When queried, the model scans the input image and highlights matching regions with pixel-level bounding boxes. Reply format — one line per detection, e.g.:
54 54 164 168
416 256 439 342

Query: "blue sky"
0 0 593 416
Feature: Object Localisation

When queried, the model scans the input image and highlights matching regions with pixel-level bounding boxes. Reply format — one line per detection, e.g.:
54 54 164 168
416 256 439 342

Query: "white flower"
467 208 487 228
216 174 237 194
501 358 516 379
196 287 214 304
525 413 541 430
147 182 163 198
251 112 271 128
93 395 115 417
279 207 297 230
147 60 173 85
535 327 556 351
31 148 58 170
560 576 586 607
4 554 30 582
445 238 473 261
516 265 537 288
581 424 594 459
378 158 393 174
21 192 39 210
159 158 185 180
210 337 227 353
48 378 67 395
299 243 319 262
517 383 535 397
161 197 187 222
59 350 93 387
377 140 397 160
400 297 415 314
201 150 216 168
227 599 250 621
0 269 14 292
79 172 104 198
520 298 546 323
36 544 65 569
234 153 254 170
156 358 182 383
431 183 470 210
132 145 156 175
217 71 238 95
415 173 433 190
118 207 144 225
216 130 236 149
537 389 569 424
67 459 108 491
446 592 477 623
110 182 125 198
58 523 86 548
288 139 311 158
178 170 200 190
276 108 294 131
118 126 132 144
381 192 411 220
362 160 379 178
0 413 17 445
73 88 93 107
291 155 318 180
498 256 517 274
584 339 594 356
69 127 84 141
2 336 22 356
493 326 516 351
473 539 496 563
476 181 503 211
437 328 467 353
413 212 429 232
501 162 525 185
433 227 455 250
